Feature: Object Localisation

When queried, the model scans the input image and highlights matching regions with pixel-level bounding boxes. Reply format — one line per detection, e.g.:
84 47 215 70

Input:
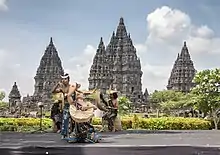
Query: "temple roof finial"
119 17 124 25
50 37 53 45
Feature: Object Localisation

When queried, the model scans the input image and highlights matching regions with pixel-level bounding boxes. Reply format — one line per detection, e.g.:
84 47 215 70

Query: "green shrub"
0 118 52 132
138 117 211 130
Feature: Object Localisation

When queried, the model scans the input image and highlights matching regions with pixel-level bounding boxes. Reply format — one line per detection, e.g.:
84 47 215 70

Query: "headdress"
60 73 70 79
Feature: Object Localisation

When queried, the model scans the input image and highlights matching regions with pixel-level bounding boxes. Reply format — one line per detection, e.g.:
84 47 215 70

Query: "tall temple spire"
34 37 64 98
89 17 144 105
167 42 196 93
88 36 112 93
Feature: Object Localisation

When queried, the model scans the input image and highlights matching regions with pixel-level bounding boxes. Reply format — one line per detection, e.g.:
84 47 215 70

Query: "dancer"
50 100 62 133
68 91 99 142
52 73 100 142
51 73 77 139
51 81 65 133
100 89 120 132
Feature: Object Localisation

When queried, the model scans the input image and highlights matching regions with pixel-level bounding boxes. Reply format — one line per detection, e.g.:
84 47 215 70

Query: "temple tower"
142 88 149 105
88 37 113 93
8 82 21 108
33 37 64 102
167 41 196 92
88 18 143 104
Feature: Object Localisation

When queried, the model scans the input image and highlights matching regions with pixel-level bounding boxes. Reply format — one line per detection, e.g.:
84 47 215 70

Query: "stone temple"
22 37 64 109
167 42 196 92
8 82 21 109
88 17 148 105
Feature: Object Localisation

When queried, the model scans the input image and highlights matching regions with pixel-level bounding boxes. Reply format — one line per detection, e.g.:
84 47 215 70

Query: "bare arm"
76 89 96 95
114 100 119 109
52 82 62 93
100 93 108 106
67 83 77 104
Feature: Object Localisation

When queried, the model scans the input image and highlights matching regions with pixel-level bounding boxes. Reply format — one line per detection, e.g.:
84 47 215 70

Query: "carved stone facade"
167 42 196 92
23 37 64 109
88 18 145 104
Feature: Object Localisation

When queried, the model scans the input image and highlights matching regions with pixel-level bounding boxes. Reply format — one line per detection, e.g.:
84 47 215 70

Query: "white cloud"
145 6 220 54
136 6 220 93
147 6 191 44
135 44 147 54
0 49 34 101
0 0 8 11
66 45 96 90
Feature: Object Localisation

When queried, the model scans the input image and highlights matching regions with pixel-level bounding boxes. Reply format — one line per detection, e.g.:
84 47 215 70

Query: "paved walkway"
1 130 220 155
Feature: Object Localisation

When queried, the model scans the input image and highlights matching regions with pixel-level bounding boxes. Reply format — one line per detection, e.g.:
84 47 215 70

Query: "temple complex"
167 42 196 93
22 37 64 109
88 18 146 105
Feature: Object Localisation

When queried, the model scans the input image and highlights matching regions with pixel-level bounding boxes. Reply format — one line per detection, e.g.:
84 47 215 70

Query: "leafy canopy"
192 68 220 113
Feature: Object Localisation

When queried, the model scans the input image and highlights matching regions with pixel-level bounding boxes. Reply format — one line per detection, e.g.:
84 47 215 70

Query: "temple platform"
1 130 220 155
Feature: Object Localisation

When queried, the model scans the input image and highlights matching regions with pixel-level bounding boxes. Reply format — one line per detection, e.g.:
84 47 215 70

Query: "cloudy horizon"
0 0 220 101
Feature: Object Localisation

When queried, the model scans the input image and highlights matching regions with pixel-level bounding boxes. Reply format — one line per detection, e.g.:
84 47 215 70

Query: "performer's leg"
52 120 57 132
84 122 95 132
61 108 69 137
108 112 117 132
100 117 106 132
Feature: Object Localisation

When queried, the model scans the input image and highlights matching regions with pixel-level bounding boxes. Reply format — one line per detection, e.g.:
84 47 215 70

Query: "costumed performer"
100 89 121 132
52 73 78 139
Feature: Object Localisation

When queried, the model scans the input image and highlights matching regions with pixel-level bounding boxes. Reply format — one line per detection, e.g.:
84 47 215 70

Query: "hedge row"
0 116 212 132
0 117 212 131
92 116 211 130
0 118 52 132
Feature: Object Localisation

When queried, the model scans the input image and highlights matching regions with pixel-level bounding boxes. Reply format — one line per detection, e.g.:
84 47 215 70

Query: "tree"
0 91 5 101
160 92 195 111
149 90 186 110
0 91 7 109
118 96 132 115
192 68 220 129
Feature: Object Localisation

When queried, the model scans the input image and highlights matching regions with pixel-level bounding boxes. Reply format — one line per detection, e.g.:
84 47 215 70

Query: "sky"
0 0 220 100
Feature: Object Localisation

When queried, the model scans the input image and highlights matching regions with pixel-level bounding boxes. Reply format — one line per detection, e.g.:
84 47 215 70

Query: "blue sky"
0 0 220 100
